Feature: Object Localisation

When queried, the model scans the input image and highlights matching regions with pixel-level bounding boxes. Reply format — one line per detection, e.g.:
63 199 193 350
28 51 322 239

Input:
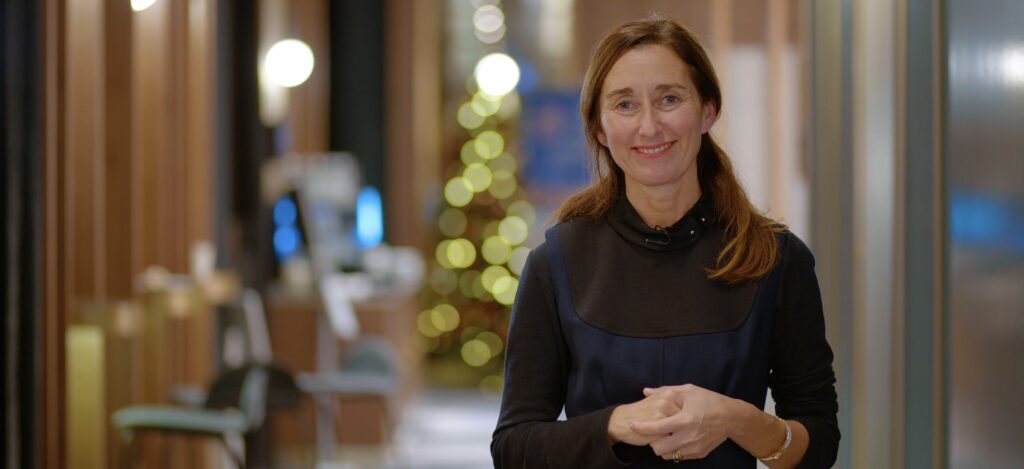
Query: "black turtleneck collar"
606 193 716 251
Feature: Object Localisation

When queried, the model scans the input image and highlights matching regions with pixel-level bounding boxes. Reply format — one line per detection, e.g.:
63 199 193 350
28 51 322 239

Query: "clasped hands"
607 384 736 462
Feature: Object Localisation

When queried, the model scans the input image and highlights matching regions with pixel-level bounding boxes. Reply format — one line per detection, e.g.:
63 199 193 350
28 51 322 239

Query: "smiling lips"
632 141 676 158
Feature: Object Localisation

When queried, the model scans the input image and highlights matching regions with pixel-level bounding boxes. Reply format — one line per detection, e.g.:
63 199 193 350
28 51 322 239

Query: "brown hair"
557 15 783 284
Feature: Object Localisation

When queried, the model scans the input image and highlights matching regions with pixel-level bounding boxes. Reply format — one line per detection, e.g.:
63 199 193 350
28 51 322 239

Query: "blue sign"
520 90 590 191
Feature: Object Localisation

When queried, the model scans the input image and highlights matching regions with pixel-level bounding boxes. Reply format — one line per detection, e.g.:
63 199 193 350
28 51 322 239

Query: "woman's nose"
637 107 660 137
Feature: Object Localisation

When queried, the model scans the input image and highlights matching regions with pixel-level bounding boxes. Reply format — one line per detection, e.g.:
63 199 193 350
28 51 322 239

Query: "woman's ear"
701 102 718 134
597 128 608 147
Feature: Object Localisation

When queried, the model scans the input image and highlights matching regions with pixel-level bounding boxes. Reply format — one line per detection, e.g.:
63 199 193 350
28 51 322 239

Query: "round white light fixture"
264 39 315 88
474 53 520 97
131 0 157 12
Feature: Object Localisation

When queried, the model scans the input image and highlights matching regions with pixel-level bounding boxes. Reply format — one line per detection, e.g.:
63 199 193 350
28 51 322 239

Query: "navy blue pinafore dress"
544 227 785 468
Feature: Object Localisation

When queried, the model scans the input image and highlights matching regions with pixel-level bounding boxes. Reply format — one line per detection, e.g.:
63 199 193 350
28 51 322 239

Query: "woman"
491 16 839 468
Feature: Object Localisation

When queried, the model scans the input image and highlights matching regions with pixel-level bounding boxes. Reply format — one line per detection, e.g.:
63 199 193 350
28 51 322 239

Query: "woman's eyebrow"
605 84 689 101
604 87 633 101
656 83 689 93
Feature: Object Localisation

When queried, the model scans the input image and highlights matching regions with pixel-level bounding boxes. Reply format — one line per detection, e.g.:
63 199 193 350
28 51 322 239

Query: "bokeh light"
438 208 468 238
459 270 482 298
479 374 504 396
430 304 461 332
476 331 504 357
482 236 512 265
131 0 157 12
498 216 528 245
417 310 442 338
273 197 298 226
264 39 315 88
493 277 520 305
463 163 493 192
474 130 505 159
460 140 484 165
472 277 489 299
473 5 505 34
508 246 531 276
489 170 518 199
429 267 458 295
444 177 474 207
506 200 536 226
457 102 485 130
475 53 520 97
356 186 384 249
481 265 511 293
496 92 521 120
488 152 518 173
273 226 301 259
1003 47 1024 86
471 93 502 117
435 240 455 269
461 339 492 367
446 238 477 269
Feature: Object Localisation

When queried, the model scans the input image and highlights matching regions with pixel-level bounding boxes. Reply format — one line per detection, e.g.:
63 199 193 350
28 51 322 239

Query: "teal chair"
112 365 302 469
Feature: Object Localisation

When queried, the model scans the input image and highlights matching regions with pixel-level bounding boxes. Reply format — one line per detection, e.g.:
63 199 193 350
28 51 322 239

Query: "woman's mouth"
633 141 675 158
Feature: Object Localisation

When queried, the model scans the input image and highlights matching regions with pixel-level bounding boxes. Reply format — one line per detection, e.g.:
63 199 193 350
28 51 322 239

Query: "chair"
110 289 303 468
112 363 302 468
246 287 400 462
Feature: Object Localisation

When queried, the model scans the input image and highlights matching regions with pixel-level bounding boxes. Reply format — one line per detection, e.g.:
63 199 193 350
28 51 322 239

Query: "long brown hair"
557 15 782 284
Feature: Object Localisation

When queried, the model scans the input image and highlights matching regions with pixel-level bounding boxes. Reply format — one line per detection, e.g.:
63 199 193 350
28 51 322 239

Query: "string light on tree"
422 1 536 389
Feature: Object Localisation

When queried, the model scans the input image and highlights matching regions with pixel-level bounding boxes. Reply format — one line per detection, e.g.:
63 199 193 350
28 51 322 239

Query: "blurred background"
2 0 1022 468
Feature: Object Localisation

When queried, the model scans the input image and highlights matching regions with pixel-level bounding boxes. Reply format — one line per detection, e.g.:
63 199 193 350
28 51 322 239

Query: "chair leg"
222 432 246 469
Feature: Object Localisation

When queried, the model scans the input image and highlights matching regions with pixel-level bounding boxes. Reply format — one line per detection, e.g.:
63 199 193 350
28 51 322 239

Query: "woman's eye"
661 95 680 105
614 101 636 111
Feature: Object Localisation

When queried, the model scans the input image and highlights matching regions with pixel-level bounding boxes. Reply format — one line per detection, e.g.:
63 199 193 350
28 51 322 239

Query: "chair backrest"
204 364 302 431
238 366 269 428
241 288 274 364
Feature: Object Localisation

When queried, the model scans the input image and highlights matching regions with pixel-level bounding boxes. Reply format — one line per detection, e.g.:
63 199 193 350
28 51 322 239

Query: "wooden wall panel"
42 0 67 465
572 0 712 81
289 0 330 152
185 0 218 462
64 0 107 467
66 0 104 307
101 1 135 467
387 0 441 249
133 0 171 416
45 0 220 467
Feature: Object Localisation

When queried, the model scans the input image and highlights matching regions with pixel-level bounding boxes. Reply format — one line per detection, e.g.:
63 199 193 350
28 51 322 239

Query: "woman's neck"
624 182 701 229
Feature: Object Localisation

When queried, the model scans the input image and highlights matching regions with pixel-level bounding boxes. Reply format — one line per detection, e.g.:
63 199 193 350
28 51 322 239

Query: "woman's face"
597 44 716 194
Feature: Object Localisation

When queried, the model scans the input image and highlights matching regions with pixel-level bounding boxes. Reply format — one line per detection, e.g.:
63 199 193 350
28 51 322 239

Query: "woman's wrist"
725 399 793 462
722 397 757 440
607 405 624 444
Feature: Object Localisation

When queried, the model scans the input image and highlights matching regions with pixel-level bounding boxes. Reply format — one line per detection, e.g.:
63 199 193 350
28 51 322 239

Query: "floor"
323 389 500 469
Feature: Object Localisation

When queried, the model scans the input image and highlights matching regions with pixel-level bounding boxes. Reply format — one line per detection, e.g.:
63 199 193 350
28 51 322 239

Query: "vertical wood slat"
386 0 441 249
168 2 190 464
132 3 172 464
185 1 217 464
102 1 134 467
66 0 104 310
289 0 330 153
42 0 67 465
64 0 107 466
133 0 169 424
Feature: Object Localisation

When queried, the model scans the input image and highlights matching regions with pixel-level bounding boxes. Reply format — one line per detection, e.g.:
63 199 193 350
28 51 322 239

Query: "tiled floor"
324 389 500 469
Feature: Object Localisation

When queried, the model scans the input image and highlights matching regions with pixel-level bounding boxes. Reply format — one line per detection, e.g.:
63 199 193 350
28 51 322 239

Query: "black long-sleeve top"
491 195 839 468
